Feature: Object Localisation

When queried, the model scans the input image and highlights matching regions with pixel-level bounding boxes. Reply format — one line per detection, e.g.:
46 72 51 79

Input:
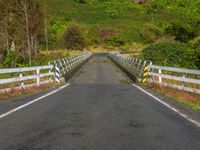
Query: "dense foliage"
0 0 199 69
63 25 86 50
0 0 45 67
143 42 187 67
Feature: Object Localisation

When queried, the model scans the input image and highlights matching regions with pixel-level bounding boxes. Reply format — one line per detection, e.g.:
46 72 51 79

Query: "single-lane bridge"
0 54 200 150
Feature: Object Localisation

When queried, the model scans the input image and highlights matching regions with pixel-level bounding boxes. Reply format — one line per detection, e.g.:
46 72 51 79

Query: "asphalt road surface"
0 55 200 150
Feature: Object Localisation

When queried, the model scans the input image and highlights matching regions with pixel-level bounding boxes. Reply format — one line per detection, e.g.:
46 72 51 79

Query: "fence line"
49 52 91 82
0 65 54 93
0 52 91 93
109 52 200 95
148 65 200 94
108 52 152 82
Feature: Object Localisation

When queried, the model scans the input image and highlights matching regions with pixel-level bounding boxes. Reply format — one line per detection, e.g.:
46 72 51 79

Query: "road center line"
132 83 200 128
0 83 70 120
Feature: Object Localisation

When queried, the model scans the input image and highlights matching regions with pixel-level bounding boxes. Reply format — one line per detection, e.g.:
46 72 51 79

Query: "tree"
63 25 86 50
0 0 44 67
0 0 12 54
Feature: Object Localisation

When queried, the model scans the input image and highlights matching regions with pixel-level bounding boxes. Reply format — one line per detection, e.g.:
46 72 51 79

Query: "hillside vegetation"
0 0 199 69
44 0 200 69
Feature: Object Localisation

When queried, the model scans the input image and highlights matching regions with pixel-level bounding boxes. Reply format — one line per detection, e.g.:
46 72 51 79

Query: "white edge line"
132 83 200 128
0 83 70 120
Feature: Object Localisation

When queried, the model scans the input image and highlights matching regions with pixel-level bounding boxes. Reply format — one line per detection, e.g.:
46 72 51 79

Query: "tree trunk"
23 1 32 66
5 27 9 54
34 35 37 56
44 19 49 52
31 34 34 56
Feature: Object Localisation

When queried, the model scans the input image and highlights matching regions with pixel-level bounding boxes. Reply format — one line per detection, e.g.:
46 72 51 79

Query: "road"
0 55 200 150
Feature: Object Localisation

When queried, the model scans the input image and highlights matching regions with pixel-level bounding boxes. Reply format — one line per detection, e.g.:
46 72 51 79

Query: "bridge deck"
0 55 200 150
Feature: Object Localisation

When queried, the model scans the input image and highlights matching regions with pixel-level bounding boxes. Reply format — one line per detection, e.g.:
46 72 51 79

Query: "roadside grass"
89 46 118 53
89 44 144 53
0 82 62 101
40 49 83 59
145 82 200 111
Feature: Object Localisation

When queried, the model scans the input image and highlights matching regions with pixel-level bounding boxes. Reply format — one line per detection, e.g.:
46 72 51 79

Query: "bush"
63 25 86 50
98 28 117 40
165 23 197 43
154 36 175 44
74 0 86 4
0 49 7 64
120 44 130 51
187 37 200 69
109 34 128 46
33 51 70 66
3 51 25 68
142 42 189 68
140 23 163 43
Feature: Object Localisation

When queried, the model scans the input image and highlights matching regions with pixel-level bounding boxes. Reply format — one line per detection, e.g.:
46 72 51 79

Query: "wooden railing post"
19 72 24 89
159 69 162 83
182 74 186 89
36 68 40 87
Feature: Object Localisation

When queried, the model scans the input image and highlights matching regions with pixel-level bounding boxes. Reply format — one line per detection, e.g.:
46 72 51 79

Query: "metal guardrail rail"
108 52 152 82
48 52 92 82
0 52 91 93
109 52 200 95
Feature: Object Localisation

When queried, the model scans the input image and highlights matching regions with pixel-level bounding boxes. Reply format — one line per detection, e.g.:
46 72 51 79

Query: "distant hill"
45 0 200 50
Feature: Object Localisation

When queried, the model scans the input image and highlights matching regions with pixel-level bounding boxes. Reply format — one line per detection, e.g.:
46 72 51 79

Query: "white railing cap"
150 65 200 75
0 65 53 74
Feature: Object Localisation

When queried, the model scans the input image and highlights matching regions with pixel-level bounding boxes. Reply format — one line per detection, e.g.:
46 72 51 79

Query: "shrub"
165 23 197 43
140 23 163 43
120 43 130 52
142 42 189 68
63 25 86 50
34 51 70 66
188 36 200 49
3 51 25 68
0 48 7 64
187 37 200 69
154 36 175 44
74 0 86 4
98 28 117 40
109 34 129 47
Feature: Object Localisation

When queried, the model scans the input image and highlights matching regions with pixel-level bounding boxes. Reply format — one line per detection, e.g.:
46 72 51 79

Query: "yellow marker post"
142 66 149 83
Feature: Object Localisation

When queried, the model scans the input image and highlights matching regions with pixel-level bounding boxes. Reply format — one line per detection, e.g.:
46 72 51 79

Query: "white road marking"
132 83 200 128
0 83 70 120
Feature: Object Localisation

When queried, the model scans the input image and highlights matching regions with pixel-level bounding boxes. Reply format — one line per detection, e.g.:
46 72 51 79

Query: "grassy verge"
145 82 200 111
0 82 62 101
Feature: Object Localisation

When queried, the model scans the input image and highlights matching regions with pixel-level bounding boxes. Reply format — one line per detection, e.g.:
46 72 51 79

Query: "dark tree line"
0 0 45 66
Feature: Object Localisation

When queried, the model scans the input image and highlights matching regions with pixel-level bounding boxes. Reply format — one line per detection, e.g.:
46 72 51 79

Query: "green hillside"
0 0 199 68
46 0 200 47
46 0 145 48
43 0 199 69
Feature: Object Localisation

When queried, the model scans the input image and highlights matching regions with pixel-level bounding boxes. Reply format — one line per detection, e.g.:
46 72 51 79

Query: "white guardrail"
109 52 152 82
109 52 200 95
0 66 53 93
48 52 91 82
148 65 200 94
0 52 91 93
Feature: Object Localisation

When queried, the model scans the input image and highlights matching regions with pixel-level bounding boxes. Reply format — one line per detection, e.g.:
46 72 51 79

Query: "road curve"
0 55 200 150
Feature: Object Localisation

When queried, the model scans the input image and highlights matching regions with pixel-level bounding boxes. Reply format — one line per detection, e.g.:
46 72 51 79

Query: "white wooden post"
182 74 186 89
159 69 162 83
19 72 24 89
36 68 40 87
